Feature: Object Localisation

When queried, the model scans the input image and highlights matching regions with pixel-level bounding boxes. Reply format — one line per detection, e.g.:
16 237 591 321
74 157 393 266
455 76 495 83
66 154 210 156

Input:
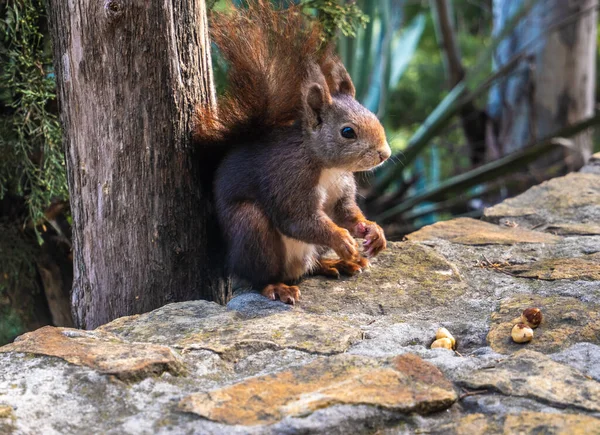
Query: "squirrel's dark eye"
341 126 357 139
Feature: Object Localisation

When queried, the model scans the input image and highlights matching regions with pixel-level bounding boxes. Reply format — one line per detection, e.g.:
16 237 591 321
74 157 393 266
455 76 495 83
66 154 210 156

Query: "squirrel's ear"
319 52 356 98
303 65 332 128
303 83 328 128
306 84 326 112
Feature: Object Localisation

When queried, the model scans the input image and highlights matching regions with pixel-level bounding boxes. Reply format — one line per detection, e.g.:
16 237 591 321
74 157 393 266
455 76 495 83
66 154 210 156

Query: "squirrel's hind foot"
313 257 369 279
262 283 301 305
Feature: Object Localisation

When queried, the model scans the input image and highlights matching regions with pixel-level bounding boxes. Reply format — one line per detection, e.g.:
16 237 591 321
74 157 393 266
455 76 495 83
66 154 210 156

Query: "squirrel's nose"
378 143 391 162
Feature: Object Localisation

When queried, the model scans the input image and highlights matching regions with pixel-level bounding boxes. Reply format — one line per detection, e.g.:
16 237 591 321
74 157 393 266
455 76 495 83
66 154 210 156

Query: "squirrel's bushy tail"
194 1 323 145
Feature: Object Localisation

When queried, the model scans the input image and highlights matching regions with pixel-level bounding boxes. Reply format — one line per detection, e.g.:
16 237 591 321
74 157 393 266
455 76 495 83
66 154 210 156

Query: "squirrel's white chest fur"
316 168 347 208
280 168 348 280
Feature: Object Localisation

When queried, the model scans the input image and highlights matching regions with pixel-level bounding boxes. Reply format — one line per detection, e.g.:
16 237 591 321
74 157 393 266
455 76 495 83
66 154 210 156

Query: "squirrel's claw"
360 221 386 257
312 257 369 278
262 283 301 305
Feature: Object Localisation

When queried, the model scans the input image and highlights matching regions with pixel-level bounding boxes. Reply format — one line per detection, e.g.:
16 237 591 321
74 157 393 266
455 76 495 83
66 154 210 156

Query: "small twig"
459 389 489 400
482 254 493 265
495 268 518 277
530 222 547 230
476 255 518 277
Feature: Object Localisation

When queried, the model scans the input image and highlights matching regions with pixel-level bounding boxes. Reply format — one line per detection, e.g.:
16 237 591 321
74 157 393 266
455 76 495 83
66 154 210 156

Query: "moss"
299 243 467 317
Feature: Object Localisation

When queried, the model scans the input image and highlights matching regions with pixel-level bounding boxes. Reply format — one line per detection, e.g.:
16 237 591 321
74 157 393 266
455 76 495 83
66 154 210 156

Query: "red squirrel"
194 1 391 304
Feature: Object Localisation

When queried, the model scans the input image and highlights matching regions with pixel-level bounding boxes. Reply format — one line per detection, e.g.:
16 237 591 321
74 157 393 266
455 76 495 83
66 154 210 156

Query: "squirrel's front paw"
262 283 300 305
354 221 386 257
332 228 359 260
313 257 370 278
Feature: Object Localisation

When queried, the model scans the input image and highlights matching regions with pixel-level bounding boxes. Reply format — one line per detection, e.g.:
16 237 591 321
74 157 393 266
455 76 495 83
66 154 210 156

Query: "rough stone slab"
405 217 560 245
503 412 600 435
0 326 184 381
501 253 600 280
431 412 600 435
97 300 234 343
99 301 363 360
487 295 600 354
550 343 600 381
299 242 467 317
177 311 363 360
451 413 495 435
457 350 600 412
542 222 600 236
484 172 600 226
179 353 457 426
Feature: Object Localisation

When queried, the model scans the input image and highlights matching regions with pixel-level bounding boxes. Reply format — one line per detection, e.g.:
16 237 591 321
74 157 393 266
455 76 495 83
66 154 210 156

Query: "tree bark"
488 0 598 163
46 0 231 329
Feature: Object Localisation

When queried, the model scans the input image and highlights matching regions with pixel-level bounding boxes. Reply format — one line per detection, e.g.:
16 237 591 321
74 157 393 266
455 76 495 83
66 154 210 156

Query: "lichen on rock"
179 353 457 426
0 326 184 381
457 350 600 413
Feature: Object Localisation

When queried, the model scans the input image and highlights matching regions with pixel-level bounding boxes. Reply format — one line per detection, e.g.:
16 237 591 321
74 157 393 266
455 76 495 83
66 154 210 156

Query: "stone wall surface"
1 153 600 434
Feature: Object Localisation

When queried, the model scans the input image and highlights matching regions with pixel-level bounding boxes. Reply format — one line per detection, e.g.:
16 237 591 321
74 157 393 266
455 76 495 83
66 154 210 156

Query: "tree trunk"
45 0 231 329
488 0 597 164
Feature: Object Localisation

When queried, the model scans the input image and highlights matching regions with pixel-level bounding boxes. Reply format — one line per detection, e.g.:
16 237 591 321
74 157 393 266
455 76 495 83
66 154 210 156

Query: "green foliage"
0 307 24 346
0 221 37 344
386 8 491 140
302 0 369 39
0 222 38 294
0 0 65 341
0 0 67 240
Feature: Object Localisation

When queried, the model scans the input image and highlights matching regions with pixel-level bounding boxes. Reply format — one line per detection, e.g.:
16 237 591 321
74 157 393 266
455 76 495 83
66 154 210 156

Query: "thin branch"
431 0 464 87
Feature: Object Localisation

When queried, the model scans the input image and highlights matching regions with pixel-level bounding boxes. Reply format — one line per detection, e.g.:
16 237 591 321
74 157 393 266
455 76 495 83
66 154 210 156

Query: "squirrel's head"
301 60 391 172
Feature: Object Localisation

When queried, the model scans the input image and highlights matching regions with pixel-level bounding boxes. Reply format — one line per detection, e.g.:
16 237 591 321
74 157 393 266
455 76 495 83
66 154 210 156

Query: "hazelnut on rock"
511 323 534 343
435 327 456 349
431 338 454 350
521 307 543 328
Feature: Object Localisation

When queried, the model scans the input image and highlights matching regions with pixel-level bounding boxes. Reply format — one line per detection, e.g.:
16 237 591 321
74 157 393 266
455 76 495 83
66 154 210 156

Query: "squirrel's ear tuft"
319 50 356 98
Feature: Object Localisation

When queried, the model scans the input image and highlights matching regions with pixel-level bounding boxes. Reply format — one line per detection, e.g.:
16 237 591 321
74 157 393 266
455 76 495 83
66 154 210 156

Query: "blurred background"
1 0 599 344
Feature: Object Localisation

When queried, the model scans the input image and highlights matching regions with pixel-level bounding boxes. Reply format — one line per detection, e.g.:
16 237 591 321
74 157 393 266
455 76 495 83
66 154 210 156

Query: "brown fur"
194 1 322 144
196 1 391 303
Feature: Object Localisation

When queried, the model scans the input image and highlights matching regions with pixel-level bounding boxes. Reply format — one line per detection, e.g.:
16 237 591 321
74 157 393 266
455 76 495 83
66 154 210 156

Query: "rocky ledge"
1 154 600 434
